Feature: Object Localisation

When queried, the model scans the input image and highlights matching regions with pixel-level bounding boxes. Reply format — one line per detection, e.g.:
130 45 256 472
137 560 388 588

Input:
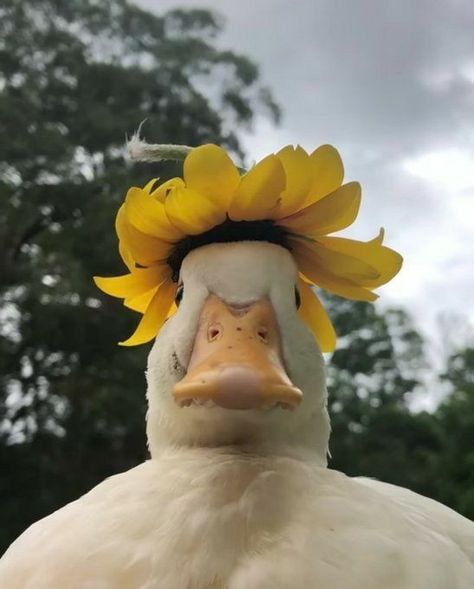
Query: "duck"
0 141 473 589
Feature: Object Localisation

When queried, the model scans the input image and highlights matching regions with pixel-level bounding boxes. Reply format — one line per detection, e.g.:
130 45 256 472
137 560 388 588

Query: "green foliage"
326 298 441 497
434 348 474 518
326 297 473 515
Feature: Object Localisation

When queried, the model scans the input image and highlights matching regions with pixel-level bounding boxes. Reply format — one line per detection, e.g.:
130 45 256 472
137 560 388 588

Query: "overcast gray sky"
138 0 474 359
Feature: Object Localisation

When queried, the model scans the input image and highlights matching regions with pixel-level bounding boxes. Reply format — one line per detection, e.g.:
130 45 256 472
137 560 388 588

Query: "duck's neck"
146 406 330 467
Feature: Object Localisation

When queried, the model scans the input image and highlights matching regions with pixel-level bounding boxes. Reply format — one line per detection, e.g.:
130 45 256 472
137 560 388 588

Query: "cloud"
146 0 474 149
403 149 474 192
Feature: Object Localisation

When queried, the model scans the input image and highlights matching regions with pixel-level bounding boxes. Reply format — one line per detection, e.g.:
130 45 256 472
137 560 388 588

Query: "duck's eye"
175 284 184 306
295 287 301 310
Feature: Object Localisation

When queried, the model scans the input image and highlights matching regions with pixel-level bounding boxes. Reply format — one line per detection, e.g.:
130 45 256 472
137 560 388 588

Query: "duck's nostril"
257 327 269 344
208 324 223 342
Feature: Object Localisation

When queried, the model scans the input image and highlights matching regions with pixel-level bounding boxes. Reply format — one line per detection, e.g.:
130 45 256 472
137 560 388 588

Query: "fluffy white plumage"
0 242 473 588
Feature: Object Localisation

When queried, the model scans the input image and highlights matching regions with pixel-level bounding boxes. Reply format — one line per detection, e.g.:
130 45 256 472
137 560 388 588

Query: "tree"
326 297 442 499
434 347 474 519
0 0 278 552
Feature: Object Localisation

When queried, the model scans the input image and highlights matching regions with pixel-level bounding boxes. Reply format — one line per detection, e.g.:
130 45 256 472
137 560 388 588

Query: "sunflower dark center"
167 218 291 282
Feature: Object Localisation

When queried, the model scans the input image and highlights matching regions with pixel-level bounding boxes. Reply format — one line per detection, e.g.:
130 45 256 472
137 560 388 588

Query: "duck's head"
146 241 329 463
94 141 402 463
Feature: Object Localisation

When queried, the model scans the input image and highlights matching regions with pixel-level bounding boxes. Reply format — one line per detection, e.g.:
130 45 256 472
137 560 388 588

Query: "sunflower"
94 144 402 351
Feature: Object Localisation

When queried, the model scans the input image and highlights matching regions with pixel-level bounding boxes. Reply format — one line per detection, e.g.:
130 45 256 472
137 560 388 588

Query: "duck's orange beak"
173 295 302 410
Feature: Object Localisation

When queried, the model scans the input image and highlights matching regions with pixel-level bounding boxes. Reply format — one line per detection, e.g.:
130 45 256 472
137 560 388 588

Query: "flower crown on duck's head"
94 139 402 351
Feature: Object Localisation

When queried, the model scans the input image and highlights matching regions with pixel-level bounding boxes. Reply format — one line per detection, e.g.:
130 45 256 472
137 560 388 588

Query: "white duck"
1 143 473 589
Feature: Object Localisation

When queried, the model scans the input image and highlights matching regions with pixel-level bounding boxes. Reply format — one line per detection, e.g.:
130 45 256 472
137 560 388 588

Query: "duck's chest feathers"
147 450 311 586
7 449 472 589
133 449 473 589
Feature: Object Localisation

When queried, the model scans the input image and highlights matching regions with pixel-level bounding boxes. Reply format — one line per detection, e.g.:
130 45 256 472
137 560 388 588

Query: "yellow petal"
315 243 380 281
125 289 178 316
124 187 183 241
370 227 385 246
94 266 169 299
229 154 285 221
317 233 403 287
275 145 312 217
165 185 225 235
118 241 135 271
297 278 336 352
125 288 179 316
280 182 361 236
150 177 185 203
184 144 240 206
304 144 344 207
143 178 160 196
294 236 381 283
115 205 135 271
119 215 173 266
119 279 177 346
290 238 378 302
124 287 158 313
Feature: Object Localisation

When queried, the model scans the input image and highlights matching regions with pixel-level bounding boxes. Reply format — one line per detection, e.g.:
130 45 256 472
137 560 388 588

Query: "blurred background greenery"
0 0 473 554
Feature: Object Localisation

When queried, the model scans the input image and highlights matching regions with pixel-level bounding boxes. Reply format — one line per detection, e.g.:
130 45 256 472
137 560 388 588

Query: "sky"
137 0 474 363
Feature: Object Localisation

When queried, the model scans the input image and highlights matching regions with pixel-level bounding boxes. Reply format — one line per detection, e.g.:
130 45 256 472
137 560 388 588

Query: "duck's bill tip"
173 369 302 411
